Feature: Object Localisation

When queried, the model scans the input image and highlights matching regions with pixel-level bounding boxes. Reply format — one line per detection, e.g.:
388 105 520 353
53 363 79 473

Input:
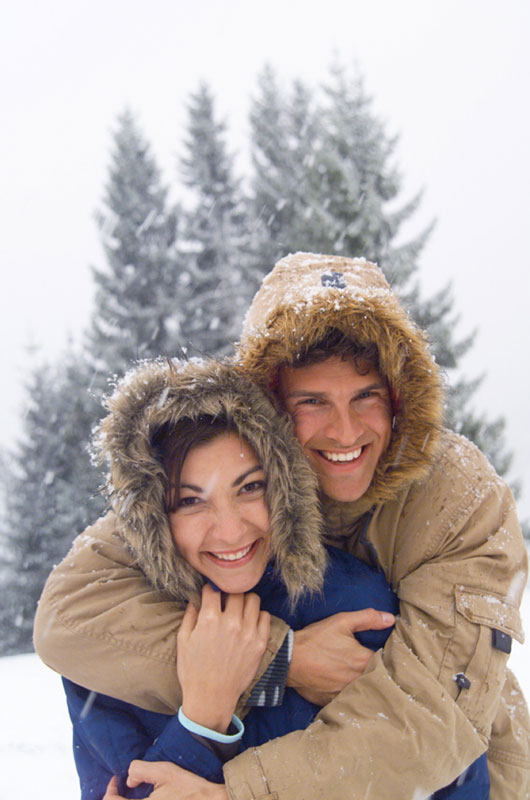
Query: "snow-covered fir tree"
0 350 104 654
249 66 302 265
87 109 182 387
250 64 429 279
178 83 258 355
3 69 523 656
249 64 510 477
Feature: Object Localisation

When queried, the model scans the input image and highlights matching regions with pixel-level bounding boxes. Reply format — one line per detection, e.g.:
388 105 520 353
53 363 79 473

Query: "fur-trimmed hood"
93 358 327 605
238 252 445 517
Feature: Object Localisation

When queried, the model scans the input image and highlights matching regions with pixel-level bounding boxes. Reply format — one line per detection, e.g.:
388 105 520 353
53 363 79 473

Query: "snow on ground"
1 582 530 799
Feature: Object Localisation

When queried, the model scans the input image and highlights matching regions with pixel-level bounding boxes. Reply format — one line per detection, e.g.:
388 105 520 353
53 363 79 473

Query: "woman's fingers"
179 601 199 638
102 775 121 798
221 590 245 618
257 609 271 646
241 591 261 623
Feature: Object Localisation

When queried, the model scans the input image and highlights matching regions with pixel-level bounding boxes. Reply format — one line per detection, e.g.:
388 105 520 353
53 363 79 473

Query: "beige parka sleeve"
33 513 289 715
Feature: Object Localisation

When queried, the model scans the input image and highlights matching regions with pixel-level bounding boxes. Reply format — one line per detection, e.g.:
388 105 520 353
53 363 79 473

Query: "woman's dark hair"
151 415 238 513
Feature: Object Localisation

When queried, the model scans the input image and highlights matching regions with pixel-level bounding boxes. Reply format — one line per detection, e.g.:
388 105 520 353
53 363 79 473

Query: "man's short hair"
288 328 381 376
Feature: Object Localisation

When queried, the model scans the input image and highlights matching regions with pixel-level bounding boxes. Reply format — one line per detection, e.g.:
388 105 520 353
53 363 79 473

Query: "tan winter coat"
34 253 530 799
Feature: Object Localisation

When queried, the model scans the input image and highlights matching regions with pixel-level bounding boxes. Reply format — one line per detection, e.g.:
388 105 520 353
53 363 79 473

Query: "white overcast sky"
1 0 529 520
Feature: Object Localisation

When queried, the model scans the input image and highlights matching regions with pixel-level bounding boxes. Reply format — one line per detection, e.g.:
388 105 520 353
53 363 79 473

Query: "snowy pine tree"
0 350 104 654
87 109 182 388
250 65 429 281
249 64 511 477
1 113 184 654
178 83 257 355
2 73 523 657
249 68 339 269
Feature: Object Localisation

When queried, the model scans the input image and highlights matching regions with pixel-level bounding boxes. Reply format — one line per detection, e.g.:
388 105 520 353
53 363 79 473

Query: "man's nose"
324 405 364 445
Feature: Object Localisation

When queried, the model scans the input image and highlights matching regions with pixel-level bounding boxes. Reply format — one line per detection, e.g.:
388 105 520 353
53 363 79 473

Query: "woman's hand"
103 762 228 800
177 584 270 733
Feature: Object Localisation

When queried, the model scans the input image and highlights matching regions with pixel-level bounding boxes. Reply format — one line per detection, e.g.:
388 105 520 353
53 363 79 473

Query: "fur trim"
93 358 327 605
238 252 445 516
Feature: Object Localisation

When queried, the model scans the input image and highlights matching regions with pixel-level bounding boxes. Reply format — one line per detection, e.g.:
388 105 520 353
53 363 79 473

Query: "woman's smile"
169 433 271 593
206 540 260 564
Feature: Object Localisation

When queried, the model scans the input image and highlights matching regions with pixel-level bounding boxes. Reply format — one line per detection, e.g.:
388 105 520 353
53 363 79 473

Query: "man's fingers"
340 608 395 633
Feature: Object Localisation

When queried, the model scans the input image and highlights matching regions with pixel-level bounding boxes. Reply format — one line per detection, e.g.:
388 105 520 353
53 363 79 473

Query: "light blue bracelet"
178 707 245 744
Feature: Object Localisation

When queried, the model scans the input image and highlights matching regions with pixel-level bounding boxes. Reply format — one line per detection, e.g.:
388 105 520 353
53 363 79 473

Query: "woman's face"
168 432 271 593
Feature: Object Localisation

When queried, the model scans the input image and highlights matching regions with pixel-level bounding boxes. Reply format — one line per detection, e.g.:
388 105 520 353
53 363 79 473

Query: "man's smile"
279 357 392 501
319 447 364 463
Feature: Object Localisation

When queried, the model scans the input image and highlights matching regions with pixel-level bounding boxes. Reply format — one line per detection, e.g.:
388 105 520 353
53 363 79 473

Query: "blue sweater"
63 546 489 799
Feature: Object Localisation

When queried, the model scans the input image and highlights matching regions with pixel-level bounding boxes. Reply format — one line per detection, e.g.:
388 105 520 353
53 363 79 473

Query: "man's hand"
287 608 395 705
178 585 270 733
103 762 228 800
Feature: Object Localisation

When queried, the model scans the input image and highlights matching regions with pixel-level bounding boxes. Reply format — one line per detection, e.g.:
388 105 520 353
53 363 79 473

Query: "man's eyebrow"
284 390 327 399
285 382 388 399
232 465 264 488
357 382 388 393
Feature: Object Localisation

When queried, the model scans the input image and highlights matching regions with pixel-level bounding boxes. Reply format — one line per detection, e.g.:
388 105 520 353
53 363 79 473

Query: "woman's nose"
211 505 247 544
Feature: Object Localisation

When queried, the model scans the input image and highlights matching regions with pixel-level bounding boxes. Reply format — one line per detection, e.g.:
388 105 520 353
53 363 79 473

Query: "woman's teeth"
211 543 253 561
322 448 363 462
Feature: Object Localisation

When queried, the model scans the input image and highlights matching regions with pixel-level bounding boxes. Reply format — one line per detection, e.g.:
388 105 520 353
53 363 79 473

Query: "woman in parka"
63 356 399 798
58 357 487 800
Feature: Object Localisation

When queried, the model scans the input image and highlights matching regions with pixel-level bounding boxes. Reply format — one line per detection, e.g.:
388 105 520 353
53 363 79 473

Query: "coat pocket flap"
455 586 524 644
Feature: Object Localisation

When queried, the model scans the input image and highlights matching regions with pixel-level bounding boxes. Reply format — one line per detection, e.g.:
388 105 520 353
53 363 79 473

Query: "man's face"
278 356 392 502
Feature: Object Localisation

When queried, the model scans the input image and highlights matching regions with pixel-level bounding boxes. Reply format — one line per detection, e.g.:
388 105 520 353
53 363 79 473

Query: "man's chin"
319 478 368 503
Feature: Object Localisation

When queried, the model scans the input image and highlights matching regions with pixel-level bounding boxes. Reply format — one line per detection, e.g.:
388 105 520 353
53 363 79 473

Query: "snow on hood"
237 252 445 517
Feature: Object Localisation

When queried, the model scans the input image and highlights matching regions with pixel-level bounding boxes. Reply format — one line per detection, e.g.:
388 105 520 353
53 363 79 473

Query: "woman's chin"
200 541 269 593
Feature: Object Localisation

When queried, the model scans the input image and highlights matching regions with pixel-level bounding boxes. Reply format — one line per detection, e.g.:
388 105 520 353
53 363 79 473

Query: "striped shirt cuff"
247 628 293 707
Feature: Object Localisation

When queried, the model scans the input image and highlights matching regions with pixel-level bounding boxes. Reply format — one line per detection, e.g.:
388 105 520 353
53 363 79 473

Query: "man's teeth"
211 544 253 561
322 448 363 463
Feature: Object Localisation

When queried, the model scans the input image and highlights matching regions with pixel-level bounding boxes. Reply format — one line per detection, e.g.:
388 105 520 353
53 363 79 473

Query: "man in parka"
34 252 530 799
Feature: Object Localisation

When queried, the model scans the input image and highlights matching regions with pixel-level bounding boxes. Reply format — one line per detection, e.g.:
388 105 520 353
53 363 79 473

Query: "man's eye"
298 397 321 406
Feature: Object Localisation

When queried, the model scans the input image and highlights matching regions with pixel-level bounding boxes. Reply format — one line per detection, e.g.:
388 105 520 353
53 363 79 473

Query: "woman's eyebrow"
179 482 203 493
232 465 264 488
179 466 264 493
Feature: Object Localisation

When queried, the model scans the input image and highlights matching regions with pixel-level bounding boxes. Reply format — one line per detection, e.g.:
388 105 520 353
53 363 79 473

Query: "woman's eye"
177 496 201 508
240 480 266 494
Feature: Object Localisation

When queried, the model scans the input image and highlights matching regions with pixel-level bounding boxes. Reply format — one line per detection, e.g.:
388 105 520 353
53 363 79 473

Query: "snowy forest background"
1 61 528 657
